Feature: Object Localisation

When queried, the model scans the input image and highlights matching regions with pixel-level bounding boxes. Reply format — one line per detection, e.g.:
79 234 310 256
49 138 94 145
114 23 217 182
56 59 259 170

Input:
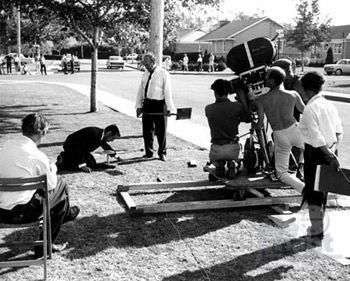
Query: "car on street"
106 56 125 69
324 59 350 75
59 54 80 72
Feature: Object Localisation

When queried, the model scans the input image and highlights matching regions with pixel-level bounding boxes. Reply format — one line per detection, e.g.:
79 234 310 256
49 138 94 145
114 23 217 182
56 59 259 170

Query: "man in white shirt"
0 113 80 257
299 71 343 244
135 53 176 161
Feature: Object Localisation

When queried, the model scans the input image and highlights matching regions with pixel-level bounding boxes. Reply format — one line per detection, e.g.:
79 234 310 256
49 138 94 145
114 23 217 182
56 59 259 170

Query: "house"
168 28 211 54
318 25 350 62
196 17 283 57
281 25 350 64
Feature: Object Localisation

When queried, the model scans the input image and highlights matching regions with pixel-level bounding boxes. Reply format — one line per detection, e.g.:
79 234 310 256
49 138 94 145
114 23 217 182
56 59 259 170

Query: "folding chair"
0 175 52 280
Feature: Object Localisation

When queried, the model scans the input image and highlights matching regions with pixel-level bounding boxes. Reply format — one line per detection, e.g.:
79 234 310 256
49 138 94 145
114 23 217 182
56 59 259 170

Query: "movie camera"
226 37 277 176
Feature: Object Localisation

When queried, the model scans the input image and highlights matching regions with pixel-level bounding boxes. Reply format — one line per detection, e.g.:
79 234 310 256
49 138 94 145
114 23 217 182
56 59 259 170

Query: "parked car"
324 59 350 75
106 56 125 69
59 54 80 72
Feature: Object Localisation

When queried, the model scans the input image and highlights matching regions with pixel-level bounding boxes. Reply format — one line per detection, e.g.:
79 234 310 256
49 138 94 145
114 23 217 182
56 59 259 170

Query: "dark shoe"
63 206 80 224
142 154 153 158
159 155 166 162
34 243 68 258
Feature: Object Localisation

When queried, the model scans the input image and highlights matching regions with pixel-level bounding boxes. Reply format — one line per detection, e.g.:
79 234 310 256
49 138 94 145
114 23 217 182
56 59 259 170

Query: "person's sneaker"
63 206 80 224
159 154 166 162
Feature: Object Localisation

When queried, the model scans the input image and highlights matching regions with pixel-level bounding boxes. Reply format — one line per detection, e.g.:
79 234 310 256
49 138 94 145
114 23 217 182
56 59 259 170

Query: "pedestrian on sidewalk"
5 54 12 74
208 53 215 72
40 54 47 75
197 54 203 72
183 53 189 72
0 113 80 257
135 52 176 162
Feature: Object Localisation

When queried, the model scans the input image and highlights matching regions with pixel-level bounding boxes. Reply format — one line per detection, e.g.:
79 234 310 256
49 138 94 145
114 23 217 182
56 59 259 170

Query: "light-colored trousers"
274 123 305 193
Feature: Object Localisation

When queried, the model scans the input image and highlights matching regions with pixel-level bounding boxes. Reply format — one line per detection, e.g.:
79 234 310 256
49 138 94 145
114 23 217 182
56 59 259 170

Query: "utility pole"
16 6 21 64
149 0 164 66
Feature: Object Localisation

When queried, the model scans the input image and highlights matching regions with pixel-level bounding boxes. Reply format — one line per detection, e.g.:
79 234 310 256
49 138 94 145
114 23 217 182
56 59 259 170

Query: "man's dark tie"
144 71 153 98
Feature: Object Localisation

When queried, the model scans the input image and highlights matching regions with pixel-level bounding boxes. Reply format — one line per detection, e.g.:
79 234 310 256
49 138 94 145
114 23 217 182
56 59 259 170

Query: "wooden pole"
149 0 164 66
16 6 21 63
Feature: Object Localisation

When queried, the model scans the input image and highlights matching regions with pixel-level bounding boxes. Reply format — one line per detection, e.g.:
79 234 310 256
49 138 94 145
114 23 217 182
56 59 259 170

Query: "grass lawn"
0 82 349 281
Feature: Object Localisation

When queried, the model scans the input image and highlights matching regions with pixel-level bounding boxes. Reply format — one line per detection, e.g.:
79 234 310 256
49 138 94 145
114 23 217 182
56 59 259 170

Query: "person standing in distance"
135 53 176 162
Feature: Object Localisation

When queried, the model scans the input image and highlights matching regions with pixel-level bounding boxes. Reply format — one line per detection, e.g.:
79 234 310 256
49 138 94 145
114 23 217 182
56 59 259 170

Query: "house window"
334 43 343 54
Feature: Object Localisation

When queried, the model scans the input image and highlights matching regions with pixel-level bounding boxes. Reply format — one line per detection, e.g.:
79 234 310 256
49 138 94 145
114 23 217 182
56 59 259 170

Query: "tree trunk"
301 51 304 73
149 0 164 65
90 27 99 112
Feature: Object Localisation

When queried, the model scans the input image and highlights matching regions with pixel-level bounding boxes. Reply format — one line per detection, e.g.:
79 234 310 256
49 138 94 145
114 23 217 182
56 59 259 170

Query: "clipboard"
314 165 350 195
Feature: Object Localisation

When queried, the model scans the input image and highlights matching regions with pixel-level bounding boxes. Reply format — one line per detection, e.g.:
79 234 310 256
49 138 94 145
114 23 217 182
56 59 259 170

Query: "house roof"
197 17 282 42
330 25 350 39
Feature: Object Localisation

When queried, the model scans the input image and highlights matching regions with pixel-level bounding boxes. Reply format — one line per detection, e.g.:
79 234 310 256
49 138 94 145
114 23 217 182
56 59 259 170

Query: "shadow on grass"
0 104 50 136
162 236 314 281
0 208 268 260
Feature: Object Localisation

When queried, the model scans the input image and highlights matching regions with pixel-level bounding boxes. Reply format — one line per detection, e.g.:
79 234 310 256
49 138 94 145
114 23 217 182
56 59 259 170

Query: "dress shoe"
159 155 166 161
142 154 153 158
34 243 68 258
63 206 80 224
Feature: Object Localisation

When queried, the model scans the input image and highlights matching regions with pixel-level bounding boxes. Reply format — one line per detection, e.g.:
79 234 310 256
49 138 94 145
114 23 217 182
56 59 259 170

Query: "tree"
286 0 331 71
9 0 220 112
325 47 334 64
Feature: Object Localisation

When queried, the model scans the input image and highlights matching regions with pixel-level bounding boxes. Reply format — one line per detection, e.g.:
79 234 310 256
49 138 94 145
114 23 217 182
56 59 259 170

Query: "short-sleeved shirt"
205 99 245 144
0 135 57 210
299 93 343 148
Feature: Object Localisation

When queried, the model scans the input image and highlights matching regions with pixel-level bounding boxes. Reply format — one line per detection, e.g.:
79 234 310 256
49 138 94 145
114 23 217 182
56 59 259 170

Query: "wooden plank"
119 192 136 210
135 195 303 214
203 165 287 190
247 188 295 215
0 259 43 267
117 180 224 192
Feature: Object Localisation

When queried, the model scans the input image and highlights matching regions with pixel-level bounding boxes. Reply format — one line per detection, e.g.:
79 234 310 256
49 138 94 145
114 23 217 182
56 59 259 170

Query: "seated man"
255 67 305 193
57 125 120 173
0 113 80 257
205 79 251 178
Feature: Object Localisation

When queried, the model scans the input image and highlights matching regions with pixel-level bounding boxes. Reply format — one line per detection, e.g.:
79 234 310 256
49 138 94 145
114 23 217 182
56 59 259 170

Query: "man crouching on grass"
56 124 121 173
0 113 80 257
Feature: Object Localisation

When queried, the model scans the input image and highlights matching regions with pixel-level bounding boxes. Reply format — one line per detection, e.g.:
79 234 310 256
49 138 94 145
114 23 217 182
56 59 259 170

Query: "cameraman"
205 79 251 178
255 67 305 193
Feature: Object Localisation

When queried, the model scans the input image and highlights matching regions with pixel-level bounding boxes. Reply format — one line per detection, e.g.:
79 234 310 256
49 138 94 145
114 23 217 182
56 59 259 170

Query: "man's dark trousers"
142 99 167 157
0 177 71 243
303 143 329 237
